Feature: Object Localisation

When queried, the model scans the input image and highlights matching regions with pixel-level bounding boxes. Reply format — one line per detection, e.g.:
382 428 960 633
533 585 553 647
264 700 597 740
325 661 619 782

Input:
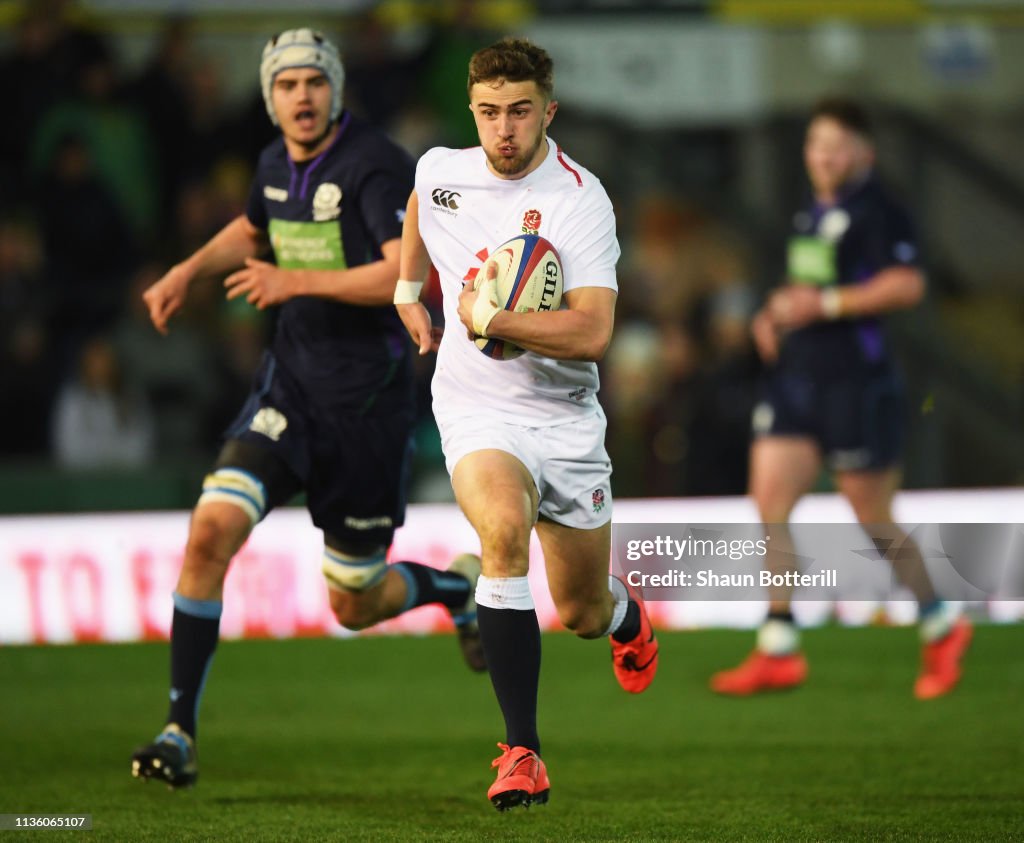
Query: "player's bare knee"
186 470 262 575
322 545 388 630
183 515 237 576
478 519 531 576
557 599 606 639
328 589 381 631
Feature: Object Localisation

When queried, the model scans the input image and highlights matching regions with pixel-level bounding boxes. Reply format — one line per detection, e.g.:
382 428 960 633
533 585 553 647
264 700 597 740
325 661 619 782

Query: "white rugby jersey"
416 139 620 426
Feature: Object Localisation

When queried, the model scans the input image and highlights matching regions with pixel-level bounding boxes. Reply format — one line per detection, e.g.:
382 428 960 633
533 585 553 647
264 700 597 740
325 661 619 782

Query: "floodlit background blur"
1 0 1022 514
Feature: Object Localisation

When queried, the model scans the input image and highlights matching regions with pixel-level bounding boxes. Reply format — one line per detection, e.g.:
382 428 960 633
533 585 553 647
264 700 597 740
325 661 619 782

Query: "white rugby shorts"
437 407 613 529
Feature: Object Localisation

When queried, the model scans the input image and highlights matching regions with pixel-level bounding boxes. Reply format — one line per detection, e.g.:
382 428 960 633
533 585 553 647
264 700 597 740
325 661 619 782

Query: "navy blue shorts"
752 367 903 472
217 354 415 547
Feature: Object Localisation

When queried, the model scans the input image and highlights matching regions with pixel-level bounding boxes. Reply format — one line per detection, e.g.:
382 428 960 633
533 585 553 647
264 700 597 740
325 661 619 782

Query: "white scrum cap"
260 28 344 126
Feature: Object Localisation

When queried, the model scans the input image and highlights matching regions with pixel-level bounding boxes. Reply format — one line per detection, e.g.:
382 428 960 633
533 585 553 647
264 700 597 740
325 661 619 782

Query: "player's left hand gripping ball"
471 262 502 338
473 234 564 361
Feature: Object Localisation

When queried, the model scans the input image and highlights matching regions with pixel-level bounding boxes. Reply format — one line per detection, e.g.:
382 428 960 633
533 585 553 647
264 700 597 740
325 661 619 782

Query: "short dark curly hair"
467 37 554 100
810 96 873 140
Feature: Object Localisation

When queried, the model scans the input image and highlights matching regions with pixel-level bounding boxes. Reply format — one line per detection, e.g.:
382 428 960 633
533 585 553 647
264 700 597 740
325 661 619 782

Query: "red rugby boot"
710 650 808 696
487 743 549 811
914 617 972 700
610 578 659 694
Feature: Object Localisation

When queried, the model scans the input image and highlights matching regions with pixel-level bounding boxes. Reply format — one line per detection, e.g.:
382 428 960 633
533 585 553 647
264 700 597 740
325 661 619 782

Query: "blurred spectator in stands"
622 194 755 354
126 16 194 231
113 264 223 459
342 11 446 158
35 132 139 374
0 0 108 208
212 299 269 434
31 35 158 244
606 194 758 496
344 10 430 130
418 0 499 147
178 54 242 191
167 154 251 262
601 322 669 496
229 89 280 172
128 18 251 219
51 333 155 469
0 215 58 458
388 100 451 160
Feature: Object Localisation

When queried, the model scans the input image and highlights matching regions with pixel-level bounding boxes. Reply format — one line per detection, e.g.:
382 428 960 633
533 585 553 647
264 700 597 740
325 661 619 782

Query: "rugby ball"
475 234 564 360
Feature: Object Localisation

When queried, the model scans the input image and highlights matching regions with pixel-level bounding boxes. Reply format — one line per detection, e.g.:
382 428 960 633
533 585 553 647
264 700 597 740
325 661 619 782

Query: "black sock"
166 601 221 739
611 601 641 644
477 605 541 754
768 609 795 624
393 562 471 612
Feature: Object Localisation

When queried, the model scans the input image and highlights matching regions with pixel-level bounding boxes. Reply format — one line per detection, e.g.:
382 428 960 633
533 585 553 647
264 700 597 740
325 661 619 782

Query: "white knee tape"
475 575 534 611
197 468 267 526
322 547 388 592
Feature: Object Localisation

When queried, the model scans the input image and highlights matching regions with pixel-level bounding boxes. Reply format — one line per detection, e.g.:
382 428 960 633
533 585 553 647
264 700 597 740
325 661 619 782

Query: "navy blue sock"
393 562 472 612
166 594 222 739
611 601 641 644
477 605 541 753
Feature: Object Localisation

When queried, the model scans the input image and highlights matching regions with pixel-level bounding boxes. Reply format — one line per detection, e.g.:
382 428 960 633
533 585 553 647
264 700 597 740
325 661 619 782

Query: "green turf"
1 624 1022 842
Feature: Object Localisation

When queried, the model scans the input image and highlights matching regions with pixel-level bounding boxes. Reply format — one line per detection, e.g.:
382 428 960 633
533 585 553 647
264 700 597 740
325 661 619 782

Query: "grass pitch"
1 624 1021 842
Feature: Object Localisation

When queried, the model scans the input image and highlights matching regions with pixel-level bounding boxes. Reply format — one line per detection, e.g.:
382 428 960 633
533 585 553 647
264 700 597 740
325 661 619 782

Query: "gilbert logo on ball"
476 234 564 361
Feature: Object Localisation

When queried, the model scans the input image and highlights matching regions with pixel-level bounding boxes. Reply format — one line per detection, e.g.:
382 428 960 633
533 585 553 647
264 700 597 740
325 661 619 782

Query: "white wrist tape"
393 279 424 305
820 287 843 320
471 274 502 337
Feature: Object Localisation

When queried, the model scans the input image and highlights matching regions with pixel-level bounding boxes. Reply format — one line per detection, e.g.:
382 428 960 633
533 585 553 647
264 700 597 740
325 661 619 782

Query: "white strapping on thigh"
322 547 388 592
197 468 267 526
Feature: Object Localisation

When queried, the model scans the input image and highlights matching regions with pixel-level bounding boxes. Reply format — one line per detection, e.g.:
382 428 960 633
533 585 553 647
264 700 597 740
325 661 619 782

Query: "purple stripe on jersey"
298 110 352 200
852 261 884 361
857 320 884 363
287 157 298 199
384 325 405 359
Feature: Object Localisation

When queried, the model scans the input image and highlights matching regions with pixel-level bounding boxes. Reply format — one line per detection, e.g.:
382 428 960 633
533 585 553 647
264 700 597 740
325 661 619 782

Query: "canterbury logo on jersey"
431 188 461 210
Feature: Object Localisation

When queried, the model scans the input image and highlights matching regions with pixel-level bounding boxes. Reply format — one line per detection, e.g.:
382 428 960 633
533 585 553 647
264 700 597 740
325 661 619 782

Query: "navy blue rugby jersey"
246 111 414 413
778 174 920 377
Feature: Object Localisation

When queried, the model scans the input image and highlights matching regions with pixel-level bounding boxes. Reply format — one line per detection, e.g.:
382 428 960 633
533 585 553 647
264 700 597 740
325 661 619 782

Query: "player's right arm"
750 306 780 364
144 215 269 335
395 190 439 356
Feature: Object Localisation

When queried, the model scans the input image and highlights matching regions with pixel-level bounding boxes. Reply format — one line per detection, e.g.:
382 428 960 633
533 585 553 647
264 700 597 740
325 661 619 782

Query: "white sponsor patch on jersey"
344 515 394 530
264 186 288 202
312 182 342 221
250 407 288 441
818 208 850 242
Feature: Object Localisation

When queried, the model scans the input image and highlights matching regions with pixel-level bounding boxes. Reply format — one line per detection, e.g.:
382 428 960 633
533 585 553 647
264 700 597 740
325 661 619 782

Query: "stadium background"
0 0 1020 638
0 3 1022 839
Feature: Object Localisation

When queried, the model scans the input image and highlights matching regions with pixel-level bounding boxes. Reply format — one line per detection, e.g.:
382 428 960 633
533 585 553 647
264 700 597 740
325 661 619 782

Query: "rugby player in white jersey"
393 37 659 811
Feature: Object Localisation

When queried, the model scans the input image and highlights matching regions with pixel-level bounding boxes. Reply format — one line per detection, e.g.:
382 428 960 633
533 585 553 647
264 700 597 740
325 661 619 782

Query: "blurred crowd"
0 1 762 500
